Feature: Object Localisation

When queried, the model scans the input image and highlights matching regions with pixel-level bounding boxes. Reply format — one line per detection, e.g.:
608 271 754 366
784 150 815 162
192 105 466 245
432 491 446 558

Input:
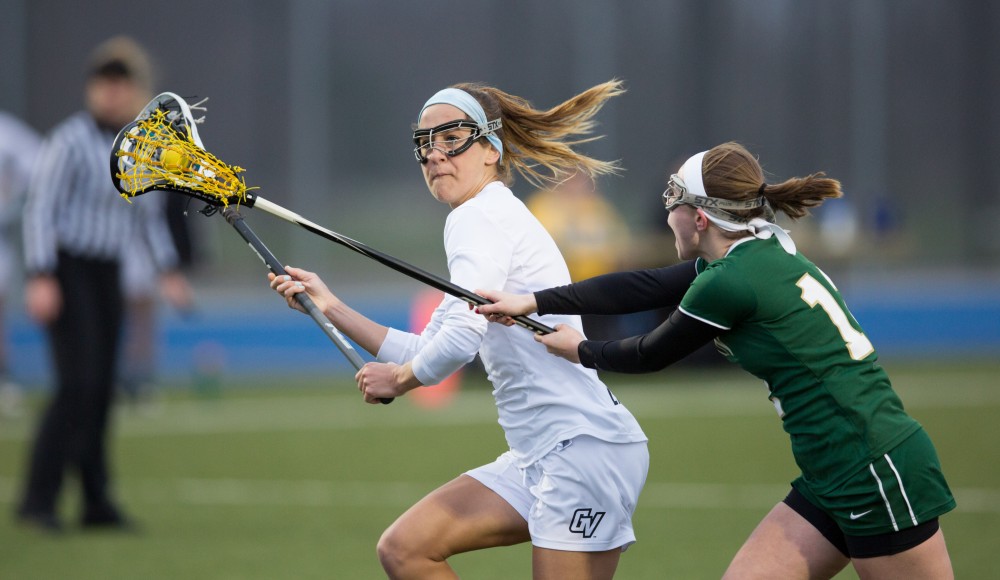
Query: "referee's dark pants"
18 252 124 522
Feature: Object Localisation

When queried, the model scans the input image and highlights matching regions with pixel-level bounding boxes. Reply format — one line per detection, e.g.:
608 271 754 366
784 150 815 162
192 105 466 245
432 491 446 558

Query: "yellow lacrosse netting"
114 109 251 206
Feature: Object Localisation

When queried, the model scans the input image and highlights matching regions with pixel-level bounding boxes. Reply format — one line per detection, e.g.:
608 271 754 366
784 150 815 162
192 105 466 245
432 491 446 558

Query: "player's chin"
428 185 447 203
432 181 458 198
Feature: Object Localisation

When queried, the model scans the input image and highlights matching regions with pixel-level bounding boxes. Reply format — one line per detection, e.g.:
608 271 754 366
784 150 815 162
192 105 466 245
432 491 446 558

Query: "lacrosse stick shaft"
221 207 392 404
248 197 556 335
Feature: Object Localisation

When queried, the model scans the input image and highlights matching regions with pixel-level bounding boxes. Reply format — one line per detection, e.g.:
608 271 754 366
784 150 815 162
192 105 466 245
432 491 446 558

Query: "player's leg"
376 473 530 579
0 294 25 418
0 243 25 418
119 244 159 404
532 546 621 579
723 494 850 580
851 525 953 579
120 294 156 401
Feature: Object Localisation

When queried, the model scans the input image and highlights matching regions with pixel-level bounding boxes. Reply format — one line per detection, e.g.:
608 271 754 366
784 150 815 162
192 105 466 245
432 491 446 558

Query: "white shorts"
466 435 649 552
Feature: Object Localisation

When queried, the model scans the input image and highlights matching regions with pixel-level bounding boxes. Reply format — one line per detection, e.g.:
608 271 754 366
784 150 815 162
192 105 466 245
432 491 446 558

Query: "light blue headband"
418 88 503 162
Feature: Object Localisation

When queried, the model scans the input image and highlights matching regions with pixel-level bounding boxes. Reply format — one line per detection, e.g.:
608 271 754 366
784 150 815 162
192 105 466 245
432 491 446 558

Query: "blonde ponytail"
454 80 624 188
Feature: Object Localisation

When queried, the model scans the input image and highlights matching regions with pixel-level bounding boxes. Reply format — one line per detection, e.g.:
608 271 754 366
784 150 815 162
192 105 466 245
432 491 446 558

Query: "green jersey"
679 237 920 494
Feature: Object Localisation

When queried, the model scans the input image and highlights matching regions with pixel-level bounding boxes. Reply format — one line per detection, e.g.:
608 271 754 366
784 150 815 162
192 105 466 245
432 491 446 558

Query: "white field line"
0 386 771 441
2 380 996 441
0 476 995 515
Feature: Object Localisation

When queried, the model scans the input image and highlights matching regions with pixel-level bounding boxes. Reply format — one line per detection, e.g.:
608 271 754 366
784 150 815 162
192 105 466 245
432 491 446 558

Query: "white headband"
678 150 796 255
679 151 709 197
418 88 503 162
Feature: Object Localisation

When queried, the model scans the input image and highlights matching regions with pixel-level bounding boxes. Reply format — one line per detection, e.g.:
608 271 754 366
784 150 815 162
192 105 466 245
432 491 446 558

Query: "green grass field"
1 361 997 579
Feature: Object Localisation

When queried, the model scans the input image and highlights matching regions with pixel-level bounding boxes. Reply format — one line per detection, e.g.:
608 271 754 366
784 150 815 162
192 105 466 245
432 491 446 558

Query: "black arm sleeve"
534 261 699 316
576 309 722 373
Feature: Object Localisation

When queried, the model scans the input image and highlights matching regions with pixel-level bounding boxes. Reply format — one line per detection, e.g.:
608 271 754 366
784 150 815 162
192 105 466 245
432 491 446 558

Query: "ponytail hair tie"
757 182 767 196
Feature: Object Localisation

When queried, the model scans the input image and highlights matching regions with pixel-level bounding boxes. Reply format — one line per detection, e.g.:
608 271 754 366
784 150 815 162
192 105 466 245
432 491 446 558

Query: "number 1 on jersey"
796 273 874 360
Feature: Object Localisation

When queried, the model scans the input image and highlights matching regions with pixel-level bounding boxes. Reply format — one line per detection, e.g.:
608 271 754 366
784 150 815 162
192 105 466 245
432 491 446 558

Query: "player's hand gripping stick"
222 207 392 404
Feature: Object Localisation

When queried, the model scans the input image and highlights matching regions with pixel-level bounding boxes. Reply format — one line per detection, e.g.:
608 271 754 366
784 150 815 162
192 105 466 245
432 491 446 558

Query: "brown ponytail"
702 142 842 220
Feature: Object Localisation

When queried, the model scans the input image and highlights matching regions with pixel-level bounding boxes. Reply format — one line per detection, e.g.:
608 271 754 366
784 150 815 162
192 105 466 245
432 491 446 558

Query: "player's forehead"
418 104 468 129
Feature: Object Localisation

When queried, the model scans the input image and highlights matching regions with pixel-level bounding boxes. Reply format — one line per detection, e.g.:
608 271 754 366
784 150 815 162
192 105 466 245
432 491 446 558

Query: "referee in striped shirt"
17 37 190 532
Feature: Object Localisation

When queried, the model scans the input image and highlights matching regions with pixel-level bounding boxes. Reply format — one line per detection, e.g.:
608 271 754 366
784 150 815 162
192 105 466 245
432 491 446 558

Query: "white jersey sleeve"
376 293 483 385
375 193 506 385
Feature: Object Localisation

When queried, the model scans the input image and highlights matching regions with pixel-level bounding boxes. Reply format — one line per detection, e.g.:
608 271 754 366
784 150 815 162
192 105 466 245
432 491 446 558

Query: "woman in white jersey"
269 81 648 579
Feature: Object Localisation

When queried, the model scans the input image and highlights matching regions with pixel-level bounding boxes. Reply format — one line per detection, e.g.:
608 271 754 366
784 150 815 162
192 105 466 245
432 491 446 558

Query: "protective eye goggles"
662 174 767 220
413 118 501 164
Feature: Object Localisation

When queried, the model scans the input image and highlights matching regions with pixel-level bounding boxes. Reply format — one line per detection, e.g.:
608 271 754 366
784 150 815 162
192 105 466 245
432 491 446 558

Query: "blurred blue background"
1 0 998 385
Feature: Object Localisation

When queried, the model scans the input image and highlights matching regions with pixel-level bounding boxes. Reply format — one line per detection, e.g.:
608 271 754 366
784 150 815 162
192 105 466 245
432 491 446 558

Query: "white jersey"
378 181 646 467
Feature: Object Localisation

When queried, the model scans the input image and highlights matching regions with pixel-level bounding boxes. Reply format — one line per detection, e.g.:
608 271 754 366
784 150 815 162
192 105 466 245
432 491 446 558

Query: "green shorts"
792 427 956 536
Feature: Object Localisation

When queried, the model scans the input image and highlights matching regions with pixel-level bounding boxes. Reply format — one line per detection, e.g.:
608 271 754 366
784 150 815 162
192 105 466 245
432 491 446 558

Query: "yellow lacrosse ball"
160 148 189 171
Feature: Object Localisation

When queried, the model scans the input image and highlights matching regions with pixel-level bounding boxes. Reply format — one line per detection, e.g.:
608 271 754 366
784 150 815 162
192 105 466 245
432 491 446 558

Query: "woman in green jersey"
476 142 956 579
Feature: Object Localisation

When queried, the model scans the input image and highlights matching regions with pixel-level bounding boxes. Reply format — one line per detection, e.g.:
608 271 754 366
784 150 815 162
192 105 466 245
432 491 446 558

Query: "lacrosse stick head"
111 92 255 207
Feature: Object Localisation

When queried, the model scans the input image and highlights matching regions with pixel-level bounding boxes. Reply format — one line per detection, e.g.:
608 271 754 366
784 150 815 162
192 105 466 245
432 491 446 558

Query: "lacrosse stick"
110 92 555 336
112 93 388 400
223 207 392 404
